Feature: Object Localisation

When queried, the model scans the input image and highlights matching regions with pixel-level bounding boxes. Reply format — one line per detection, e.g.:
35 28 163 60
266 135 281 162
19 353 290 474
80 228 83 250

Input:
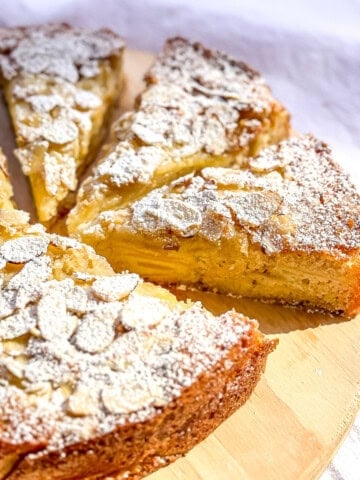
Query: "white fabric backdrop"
0 1 359 478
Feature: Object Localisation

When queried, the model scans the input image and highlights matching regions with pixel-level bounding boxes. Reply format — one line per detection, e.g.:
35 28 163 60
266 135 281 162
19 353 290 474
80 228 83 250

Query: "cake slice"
0 23 124 225
68 37 290 232
0 149 14 210
0 210 276 480
72 135 360 317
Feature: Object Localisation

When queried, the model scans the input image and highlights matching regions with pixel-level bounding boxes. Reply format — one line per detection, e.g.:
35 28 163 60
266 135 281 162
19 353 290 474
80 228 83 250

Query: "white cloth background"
0 1 359 478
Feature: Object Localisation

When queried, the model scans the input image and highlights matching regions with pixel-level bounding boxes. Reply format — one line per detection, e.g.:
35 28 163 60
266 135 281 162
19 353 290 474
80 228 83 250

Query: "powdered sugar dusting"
147 37 271 114
0 24 124 81
0 236 49 263
97 142 167 188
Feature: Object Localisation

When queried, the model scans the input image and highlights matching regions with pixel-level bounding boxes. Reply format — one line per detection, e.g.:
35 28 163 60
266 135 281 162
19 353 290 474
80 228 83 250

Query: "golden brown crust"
6 319 275 480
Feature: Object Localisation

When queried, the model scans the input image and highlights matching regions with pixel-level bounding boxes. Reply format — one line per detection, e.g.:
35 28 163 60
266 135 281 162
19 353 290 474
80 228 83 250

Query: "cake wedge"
0 210 276 480
71 135 360 316
68 37 290 232
0 23 124 225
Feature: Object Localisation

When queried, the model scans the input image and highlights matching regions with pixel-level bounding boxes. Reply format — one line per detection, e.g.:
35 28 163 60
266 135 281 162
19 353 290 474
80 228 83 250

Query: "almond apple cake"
0 209 276 479
0 24 124 226
70 135 360 316
68 37 290 231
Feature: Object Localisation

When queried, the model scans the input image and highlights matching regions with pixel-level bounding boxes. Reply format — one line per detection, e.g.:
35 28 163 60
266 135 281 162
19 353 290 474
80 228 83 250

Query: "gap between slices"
0 23 125 228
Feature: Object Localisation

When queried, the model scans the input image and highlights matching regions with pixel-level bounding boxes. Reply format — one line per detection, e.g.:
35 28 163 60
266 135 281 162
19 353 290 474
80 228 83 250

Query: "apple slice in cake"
73 135 360 317
68 37 290 232
0 210 276 480
0 148 14 210
0 24 124 225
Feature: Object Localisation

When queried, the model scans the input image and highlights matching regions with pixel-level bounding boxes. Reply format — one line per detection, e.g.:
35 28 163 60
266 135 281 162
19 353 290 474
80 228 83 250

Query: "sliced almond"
74 314 115 353
101 384 150 415
0 290 17 319
65 285 88 314
37 293 77 341
41 119 78 144
67 387 98 416
0 308 36 340
0 236 49 264
120 295 171 330
92 273 140 303
7 256 51 292
3 358 25 379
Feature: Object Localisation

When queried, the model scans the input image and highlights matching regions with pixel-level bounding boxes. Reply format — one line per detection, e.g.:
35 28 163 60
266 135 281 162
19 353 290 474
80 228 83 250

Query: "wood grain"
121 49 360 480
4 48 359 480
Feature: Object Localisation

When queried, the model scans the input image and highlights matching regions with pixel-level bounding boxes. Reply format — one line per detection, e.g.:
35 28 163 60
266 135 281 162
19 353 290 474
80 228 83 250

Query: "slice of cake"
0 23 124 225
0 149 14 210
67 37 290 232
0 210 276 480
72 135 360 317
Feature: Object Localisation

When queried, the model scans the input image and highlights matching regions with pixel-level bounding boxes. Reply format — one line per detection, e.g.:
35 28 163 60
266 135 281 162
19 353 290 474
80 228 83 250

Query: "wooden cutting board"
120 50 360 480
2 48 359 480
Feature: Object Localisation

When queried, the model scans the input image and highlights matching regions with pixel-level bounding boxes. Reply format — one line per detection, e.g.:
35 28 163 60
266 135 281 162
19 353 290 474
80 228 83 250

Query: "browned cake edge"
5 318 276 480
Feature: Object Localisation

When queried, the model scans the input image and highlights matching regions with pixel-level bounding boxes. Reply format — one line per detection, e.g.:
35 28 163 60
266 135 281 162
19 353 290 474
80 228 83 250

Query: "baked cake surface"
0 209 275 479
0 23 124 225
67 37 290 232
72 135 360 316
0 149 14 210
